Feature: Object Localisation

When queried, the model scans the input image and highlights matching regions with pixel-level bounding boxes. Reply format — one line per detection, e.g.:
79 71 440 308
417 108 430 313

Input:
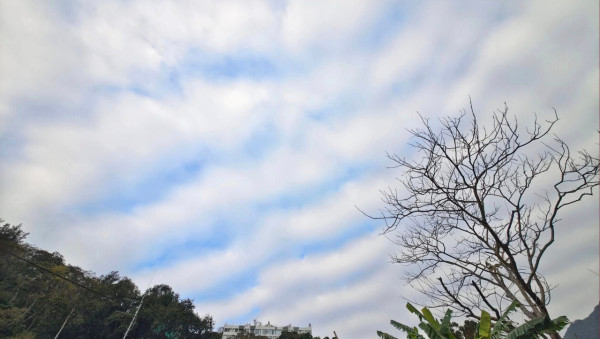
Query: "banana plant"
476 302 569 339
377 303 455 339
377 302 569 339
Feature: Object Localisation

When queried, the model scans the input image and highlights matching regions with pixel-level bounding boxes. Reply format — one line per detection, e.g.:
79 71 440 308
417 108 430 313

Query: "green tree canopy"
0 219 218 338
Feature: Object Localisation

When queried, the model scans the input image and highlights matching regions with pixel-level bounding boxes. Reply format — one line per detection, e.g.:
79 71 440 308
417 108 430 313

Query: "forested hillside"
0 220 220 338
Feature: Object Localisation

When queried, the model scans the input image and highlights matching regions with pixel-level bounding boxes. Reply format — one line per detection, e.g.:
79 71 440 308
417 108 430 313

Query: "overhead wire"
0 246 121 305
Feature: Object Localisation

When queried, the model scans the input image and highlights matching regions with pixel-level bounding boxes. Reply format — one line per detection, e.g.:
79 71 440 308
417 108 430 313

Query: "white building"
221 320 312 339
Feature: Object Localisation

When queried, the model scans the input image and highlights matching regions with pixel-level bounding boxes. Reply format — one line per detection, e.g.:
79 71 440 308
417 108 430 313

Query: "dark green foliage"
0 219 216 338
203 331 224 339
278 330 313 339
130 284 215 338
231 329 268 338
378 302 569 339
504 315 569 339
451 320 478 339
0 221 28 244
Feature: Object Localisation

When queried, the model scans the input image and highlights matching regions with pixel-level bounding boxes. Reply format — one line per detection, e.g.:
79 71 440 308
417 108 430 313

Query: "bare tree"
372 103 599 339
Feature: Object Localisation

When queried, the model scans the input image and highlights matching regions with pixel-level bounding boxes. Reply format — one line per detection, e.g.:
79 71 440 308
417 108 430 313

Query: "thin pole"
54 305 77 339
123 270 156 339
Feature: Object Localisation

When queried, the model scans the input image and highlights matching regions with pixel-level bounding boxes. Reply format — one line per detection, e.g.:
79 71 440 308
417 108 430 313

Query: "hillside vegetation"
0 220 220 338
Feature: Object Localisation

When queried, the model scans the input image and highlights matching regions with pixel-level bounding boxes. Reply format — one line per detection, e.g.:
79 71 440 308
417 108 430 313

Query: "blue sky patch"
255 162 374 212
132 232 230 272
295 220 378 260
180 50 280 81
73 152 211 215
192 269 260 303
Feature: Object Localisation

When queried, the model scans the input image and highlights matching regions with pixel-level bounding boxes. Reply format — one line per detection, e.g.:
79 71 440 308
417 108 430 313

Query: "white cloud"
281 0 387 52
0 1 598 338
0 78 272 235
263 175 387 241
0 1 86 117
79 0 280 64
446 0 599 121
195 232 411 337
93 166 388 287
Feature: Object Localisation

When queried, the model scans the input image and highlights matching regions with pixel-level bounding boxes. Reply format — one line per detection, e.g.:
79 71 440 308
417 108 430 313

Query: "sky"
0 1 598 338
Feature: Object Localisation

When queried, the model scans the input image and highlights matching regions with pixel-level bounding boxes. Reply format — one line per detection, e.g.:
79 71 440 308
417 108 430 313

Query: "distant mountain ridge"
563 304 599 339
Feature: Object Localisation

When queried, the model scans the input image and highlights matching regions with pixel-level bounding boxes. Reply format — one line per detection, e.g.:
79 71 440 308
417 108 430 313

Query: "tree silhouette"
371 104 598 339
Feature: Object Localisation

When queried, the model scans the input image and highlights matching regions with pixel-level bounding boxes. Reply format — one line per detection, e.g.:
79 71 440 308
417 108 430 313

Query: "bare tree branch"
367 105 599 339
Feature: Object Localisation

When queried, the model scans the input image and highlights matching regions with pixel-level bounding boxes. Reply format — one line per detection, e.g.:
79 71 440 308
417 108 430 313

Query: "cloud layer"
1 1 598 337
